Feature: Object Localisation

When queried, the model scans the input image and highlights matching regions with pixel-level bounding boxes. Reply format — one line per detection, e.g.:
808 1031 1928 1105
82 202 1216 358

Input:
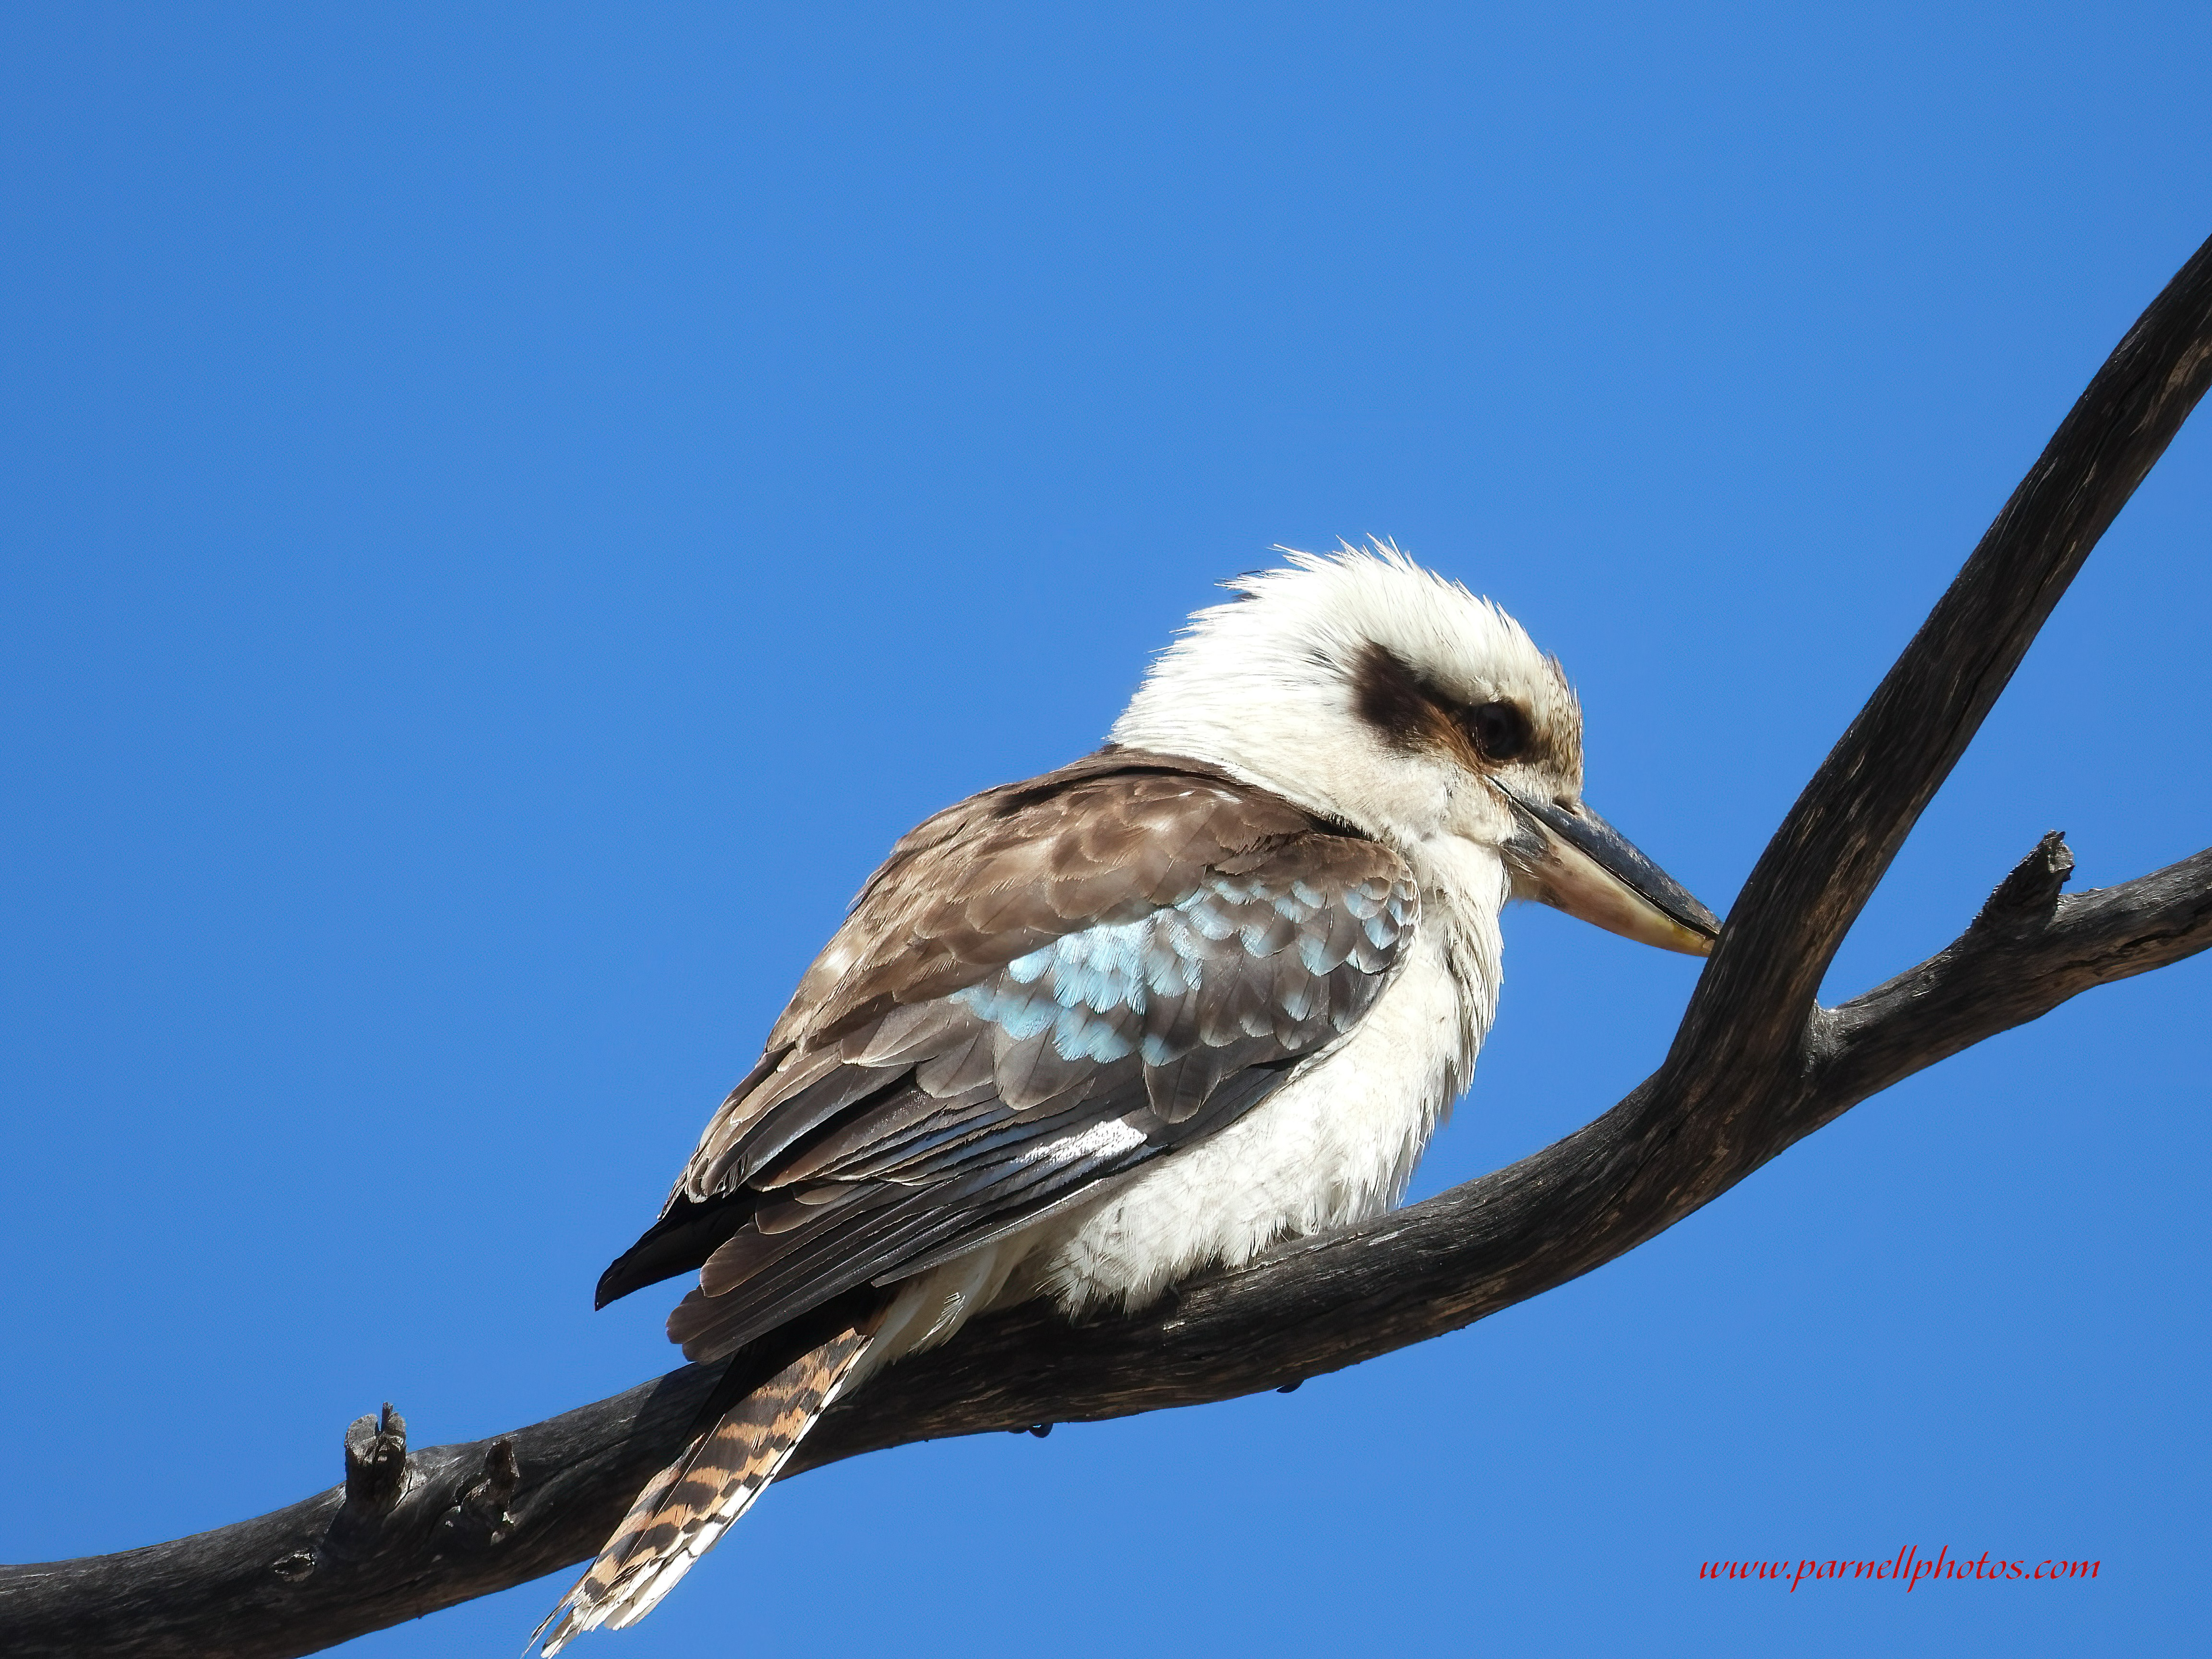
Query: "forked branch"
5 231 2210 1659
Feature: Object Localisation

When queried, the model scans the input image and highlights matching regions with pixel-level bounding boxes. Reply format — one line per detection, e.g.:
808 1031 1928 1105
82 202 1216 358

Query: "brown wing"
597 750 1418 1362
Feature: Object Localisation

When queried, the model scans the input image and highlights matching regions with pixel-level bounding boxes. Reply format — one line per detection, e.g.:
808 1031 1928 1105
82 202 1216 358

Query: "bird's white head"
1111 542 1718 955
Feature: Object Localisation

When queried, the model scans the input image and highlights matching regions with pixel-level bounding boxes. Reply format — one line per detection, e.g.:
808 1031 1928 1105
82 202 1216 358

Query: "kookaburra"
538 544 1719 1650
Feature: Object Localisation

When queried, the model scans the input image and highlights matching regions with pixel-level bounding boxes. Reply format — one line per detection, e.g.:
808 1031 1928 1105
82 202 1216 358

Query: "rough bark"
5 228 2210 1659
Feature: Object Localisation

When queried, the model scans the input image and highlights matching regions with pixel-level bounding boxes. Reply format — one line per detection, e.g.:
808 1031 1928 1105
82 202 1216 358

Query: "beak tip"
1675 898 1723 958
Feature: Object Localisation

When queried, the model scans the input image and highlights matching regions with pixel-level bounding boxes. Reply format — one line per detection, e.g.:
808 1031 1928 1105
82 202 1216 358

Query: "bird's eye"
1465 700 1532 762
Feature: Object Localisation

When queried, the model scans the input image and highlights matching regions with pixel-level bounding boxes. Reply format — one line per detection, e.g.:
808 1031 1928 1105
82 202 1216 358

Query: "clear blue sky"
3 6 2207 1656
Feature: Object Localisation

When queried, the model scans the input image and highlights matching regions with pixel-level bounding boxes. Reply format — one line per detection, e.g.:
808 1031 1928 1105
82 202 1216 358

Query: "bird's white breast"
1013 908 1490 1314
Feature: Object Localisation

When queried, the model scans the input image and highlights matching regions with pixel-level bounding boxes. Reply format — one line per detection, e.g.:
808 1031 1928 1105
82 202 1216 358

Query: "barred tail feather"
536 1314 878 1655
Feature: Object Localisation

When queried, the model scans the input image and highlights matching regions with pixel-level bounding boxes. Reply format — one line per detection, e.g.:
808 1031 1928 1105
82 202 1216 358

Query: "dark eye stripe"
1351 642 1541 768
1350 643 1435 752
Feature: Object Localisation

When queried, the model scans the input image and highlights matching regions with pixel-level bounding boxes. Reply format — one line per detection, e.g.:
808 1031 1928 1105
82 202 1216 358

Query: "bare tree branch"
5 228 2209 1659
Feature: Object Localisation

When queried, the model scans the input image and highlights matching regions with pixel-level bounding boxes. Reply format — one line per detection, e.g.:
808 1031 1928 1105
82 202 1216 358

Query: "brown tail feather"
536 1307 881 1654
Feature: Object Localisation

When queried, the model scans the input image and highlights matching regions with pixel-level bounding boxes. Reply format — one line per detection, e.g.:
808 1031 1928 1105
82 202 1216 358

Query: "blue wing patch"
950 870 1416 1076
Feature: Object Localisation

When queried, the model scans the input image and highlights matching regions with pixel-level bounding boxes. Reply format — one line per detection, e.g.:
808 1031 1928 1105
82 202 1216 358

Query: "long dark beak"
1498 784 1721 957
